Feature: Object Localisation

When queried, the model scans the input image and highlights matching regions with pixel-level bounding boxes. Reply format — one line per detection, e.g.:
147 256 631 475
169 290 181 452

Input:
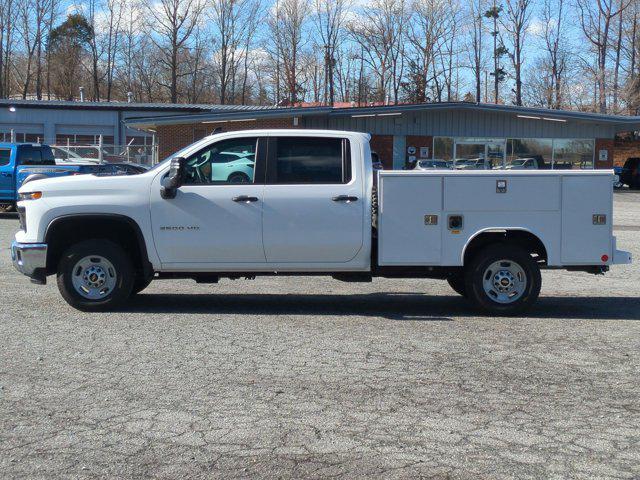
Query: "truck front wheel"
465 244 541 316
57 240 134 311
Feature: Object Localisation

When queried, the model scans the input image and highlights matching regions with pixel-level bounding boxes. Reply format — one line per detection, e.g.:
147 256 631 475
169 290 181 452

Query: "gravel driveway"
1 192 639 479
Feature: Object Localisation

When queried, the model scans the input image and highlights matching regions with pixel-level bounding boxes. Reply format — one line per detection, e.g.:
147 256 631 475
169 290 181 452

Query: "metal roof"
123 101 640 131
0 98 281 112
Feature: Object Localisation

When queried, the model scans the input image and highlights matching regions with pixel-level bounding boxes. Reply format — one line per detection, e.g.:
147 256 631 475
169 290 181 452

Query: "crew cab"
0 143 146 212
11 130 632 315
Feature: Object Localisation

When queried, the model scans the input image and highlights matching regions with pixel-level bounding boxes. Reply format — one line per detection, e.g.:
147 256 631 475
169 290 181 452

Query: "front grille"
17 206 26 231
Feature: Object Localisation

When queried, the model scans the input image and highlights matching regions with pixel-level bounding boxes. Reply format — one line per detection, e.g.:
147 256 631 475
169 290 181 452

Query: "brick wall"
595 138 614 169
406 135 433 165
369 135 393 169
613 138 640 166
157 117 296 159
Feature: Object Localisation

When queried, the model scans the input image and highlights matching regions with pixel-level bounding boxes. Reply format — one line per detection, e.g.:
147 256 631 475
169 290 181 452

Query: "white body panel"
15 129 629 276
378 170 618 267
150 183 266 265
261 137 366 264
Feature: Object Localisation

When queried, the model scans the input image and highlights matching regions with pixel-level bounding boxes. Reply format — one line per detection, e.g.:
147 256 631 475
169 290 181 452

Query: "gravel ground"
0 192 639 479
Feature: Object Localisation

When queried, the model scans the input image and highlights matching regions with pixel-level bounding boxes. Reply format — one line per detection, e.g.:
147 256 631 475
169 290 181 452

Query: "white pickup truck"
11 130 632 315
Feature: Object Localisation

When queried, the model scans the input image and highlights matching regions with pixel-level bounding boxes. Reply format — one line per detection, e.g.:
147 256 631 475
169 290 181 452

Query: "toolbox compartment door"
561 175 613 264
378 175 442 265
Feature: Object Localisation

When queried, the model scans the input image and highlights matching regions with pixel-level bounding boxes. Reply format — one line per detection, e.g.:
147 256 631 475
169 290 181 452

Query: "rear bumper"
612 237 632 265
613 249 632 265
11 241 48 284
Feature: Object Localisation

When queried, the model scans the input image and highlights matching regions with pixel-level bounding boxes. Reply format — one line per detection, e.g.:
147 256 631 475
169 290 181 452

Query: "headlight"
18 191 42 201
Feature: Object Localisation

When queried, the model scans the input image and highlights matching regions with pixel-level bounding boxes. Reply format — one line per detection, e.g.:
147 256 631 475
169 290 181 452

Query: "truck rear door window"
18 145 55 166
0 148 10 166
272 137 350 184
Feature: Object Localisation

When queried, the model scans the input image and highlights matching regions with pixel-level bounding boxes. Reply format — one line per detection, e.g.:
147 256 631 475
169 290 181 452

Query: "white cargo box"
377 170 616 267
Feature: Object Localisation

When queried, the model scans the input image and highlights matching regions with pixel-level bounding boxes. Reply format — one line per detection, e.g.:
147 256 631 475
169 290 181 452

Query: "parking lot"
0 192 638 479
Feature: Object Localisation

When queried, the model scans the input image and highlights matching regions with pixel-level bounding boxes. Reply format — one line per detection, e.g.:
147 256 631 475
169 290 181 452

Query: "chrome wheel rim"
71 255 117 300
482 259 527 304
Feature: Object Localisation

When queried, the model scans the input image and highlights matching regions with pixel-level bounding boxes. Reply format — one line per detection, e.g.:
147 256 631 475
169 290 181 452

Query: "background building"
1 99 639 169
0 99 223 146
125 102 640 170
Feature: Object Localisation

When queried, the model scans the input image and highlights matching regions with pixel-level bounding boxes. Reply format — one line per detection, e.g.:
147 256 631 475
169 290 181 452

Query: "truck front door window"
184 137 258 184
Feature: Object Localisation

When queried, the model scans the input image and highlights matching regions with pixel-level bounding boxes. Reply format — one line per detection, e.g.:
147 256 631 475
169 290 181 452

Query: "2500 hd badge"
159 225 200 231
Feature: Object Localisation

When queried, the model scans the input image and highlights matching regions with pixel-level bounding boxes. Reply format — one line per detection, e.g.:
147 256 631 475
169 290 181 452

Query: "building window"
433 137 454 160
126 135 154 146
507 138 553 169
552 139 594 169
55 134 115 146
0 132 43 143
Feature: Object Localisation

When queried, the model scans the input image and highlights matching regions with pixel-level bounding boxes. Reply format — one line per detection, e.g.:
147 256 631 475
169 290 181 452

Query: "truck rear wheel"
57 239 134 311
465 244 541 316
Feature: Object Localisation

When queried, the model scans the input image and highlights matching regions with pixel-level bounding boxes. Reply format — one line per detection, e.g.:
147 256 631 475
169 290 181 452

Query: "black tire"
464 244 541 316
447 273 466 297
56 239 134 311
132 274 153 295
227 172 250 183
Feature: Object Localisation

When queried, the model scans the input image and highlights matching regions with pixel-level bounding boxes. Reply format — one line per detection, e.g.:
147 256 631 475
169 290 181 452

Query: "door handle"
232 195 259 203
332 195 358 202
0 172 11 177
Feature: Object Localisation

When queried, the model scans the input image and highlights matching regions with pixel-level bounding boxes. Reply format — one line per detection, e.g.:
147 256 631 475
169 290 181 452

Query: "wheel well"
44 215 151 276
463 230 548 266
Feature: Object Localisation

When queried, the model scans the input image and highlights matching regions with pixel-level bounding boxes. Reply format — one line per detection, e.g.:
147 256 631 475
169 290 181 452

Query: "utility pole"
324 45 329 105
358 45 364 107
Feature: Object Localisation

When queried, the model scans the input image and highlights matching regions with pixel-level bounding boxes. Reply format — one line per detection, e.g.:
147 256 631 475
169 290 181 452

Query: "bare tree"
405 0 454 102
466 0 485 102
577 0 632 113
500 0 531 105
102 0 124 100
238 1 262 104
210 0 260 104
539 0 568 109
0 0 16 97
116 0 140 99
146 0 205 103
313 0 349 105
348 0 407 104
268 0 309 104
17 0 54 98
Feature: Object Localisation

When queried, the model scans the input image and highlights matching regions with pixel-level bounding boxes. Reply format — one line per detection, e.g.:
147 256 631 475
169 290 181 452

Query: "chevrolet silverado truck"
11 130 632 314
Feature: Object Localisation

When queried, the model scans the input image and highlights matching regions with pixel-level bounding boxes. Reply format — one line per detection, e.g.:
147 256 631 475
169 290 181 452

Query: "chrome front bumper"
11 241 48 284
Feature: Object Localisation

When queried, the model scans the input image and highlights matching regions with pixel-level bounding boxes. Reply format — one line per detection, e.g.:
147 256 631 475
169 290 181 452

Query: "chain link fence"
50 142 159 167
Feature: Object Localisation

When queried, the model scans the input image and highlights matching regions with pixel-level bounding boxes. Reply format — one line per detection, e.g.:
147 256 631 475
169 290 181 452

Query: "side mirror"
161 156 186 199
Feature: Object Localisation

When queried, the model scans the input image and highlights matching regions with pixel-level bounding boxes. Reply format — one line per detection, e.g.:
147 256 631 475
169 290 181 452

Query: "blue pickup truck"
0 143 147 212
